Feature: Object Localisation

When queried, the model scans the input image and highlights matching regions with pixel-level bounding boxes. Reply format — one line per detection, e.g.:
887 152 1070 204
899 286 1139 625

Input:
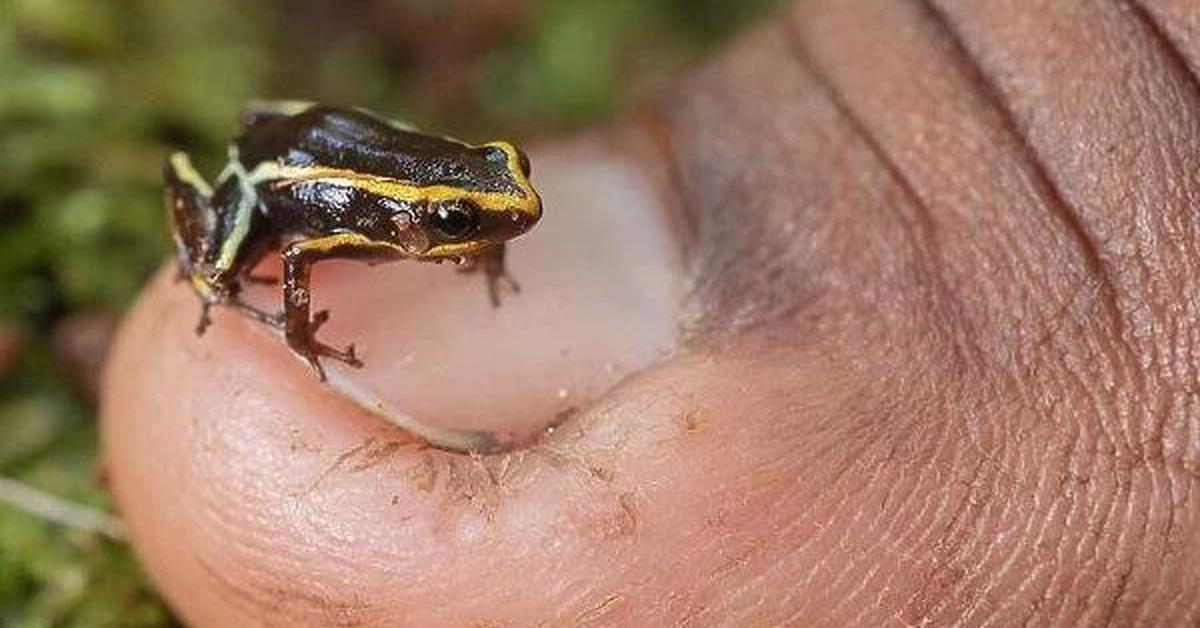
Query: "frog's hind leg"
457 243 520 307
164 152 224 334
163 152 215 273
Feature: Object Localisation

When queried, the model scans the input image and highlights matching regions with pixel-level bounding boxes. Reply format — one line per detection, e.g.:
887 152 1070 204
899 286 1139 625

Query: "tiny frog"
165 101 542 379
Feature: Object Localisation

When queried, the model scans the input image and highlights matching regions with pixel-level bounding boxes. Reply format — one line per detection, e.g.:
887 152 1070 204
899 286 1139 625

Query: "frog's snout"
512 197 542 236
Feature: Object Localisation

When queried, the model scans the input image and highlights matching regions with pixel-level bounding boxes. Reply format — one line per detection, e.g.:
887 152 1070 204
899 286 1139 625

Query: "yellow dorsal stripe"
245 149 538 215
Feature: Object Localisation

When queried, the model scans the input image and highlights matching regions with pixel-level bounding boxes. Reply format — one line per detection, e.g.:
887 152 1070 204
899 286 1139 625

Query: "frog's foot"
291 311 363 381
295 339 363 382
309 310 363 367
460 264 520 307
458 245 520 307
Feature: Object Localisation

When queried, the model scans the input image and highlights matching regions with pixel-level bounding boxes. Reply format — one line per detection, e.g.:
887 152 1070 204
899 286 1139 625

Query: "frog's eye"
430 201 480 241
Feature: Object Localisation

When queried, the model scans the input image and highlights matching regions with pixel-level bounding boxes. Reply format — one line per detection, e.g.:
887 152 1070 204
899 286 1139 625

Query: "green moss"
0 0 782 623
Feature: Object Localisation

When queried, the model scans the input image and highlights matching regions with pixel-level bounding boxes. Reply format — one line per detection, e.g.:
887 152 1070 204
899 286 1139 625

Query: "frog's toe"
485 272 521 308
312 337 364 369
312 309 332 333
500 272 521 294
194 303 213 336
326 343 363 369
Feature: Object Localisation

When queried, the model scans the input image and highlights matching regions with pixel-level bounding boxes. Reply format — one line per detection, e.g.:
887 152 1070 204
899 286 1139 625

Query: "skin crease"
100 1 1200 626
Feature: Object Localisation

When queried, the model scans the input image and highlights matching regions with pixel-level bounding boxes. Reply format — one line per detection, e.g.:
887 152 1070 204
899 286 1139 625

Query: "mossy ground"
0 1 780 624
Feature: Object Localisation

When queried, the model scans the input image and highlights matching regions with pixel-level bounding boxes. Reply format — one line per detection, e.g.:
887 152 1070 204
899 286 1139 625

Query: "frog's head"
392 141 542 261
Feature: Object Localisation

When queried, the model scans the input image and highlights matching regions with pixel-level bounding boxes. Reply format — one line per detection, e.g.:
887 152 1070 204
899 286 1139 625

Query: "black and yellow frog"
164 101 542 379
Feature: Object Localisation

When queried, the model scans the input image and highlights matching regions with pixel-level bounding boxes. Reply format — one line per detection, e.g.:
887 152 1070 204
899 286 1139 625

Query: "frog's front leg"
281 234 402 380
458 243 519 307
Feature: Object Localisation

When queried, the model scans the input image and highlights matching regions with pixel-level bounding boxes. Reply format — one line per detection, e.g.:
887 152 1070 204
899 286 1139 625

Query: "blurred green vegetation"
0 0 781 624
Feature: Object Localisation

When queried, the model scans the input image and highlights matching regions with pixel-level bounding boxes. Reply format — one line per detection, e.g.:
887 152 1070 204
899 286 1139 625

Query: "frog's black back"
236 106 519 195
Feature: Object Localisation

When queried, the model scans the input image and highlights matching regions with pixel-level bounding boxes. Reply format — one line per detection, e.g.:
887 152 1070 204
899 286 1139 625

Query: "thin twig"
0 475 126 541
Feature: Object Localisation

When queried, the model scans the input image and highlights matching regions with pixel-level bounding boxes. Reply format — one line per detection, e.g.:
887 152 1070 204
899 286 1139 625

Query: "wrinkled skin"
102 1 1200 626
